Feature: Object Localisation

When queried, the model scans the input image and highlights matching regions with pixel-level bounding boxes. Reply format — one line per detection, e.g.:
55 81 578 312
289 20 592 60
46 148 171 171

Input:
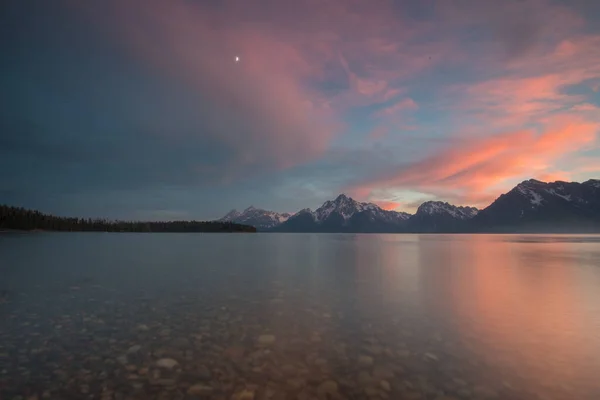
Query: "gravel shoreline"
0 279 584 400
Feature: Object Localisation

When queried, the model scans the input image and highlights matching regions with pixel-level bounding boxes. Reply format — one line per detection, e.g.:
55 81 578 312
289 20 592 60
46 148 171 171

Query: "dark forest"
0 205 255 233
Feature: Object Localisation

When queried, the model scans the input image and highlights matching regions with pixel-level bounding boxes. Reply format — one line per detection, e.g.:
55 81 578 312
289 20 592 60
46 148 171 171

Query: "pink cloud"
440 32 600 137
535 171 572 183
374 201 401 211
72 0 600 194
73 0 346 179
349 115 599 207
571 103 600 112
72 0 445 172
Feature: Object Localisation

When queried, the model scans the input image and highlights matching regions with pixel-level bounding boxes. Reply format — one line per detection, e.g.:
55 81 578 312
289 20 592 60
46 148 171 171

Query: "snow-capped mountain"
218 179 600 233
219 206 291 231
314 194 378 220
416 201 479 219
473 179 600 232
274 194 412 232
404 201 479 232
313 194 411 222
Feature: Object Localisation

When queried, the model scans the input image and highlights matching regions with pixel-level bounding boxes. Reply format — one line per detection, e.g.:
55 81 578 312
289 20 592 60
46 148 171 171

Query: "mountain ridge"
218 206 291 231
217 179 600 233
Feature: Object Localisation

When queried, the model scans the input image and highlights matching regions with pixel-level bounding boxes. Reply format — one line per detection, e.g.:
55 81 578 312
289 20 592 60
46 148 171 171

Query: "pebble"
232 388 255 400
317 380 338 395
373 365 394 380
358 371 372 386
380 380 391 392
358 355 374 367
281 364 297 376
257 334 276 345
127 345 141 354
197 364 212 380
187 383 213 395
156 358 179 369
286 377 306 390
154 378 177 386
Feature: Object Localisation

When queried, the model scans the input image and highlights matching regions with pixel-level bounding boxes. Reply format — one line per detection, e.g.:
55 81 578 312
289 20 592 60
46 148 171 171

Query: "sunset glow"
2 0 599 218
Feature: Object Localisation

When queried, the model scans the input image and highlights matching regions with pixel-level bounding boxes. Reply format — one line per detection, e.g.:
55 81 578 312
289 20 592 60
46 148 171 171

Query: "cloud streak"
2 0 600 218
350 115 599 206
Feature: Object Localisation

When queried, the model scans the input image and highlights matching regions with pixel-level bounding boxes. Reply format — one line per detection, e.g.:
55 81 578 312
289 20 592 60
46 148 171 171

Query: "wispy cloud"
376 98 419 117
350 115 599 207
4 0 600 218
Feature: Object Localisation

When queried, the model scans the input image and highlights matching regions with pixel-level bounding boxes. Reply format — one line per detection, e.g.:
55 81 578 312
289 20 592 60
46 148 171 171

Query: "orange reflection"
422 235 600 398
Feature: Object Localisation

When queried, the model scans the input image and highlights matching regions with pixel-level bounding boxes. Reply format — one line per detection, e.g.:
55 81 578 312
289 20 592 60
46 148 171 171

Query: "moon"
235 56 240 63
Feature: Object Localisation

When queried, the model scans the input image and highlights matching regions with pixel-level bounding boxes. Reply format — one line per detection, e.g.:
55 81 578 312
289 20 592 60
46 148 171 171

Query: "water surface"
1 233 600 399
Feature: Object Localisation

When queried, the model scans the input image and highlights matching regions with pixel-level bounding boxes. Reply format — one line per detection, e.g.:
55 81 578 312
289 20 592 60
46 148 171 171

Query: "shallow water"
1 233 600 400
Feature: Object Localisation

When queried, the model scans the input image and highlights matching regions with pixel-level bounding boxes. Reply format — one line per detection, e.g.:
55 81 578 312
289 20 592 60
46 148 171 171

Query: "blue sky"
1 0 600 220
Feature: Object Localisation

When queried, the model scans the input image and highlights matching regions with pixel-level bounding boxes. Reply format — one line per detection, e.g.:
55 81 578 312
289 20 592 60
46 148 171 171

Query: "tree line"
0 205 256 233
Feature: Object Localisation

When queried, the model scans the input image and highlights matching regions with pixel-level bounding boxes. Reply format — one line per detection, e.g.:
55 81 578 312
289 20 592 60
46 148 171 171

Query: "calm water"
1 233 600 400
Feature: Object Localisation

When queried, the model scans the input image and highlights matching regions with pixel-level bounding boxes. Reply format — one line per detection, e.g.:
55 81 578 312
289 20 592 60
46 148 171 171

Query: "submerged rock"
187 383 213 396
127 345 141 354
317 380 338 397
257 334 276 345
232 388 255 400
380 380 391 392
358 355 374 367
156 358 179 369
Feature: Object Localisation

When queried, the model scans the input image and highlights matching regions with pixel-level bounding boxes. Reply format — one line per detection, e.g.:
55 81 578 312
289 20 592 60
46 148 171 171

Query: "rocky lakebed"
0 275 555 400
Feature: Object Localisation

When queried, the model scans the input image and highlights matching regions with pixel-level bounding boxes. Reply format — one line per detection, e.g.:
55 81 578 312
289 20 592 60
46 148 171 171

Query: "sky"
1 0 600 220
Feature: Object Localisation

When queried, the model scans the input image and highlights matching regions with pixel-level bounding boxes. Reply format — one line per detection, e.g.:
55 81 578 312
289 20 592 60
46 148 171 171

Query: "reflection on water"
1 233 600 399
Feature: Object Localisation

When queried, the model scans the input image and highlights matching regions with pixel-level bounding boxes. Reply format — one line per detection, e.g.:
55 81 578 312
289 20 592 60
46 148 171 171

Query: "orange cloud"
447 33 600 128
571 103 600 112
350 115 599 207
535 171 572 182
374 201 401 211
73 0 600 195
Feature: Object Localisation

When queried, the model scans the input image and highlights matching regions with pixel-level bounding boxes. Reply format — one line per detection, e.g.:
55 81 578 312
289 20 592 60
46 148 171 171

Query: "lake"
1 233 600 399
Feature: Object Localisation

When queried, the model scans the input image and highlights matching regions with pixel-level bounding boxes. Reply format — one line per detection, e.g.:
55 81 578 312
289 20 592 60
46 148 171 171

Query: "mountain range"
218 179 600 233
220 206 291 231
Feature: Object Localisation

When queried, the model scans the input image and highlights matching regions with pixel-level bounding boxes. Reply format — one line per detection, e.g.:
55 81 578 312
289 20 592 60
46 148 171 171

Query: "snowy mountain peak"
584 179 600 188
524 178 544 185
221 209 241 221
316 194 374 221
334 193 350 202
516 179 546 190
512 179 600 207
417 201 479 219
310 194 410 224
218 206 290 230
